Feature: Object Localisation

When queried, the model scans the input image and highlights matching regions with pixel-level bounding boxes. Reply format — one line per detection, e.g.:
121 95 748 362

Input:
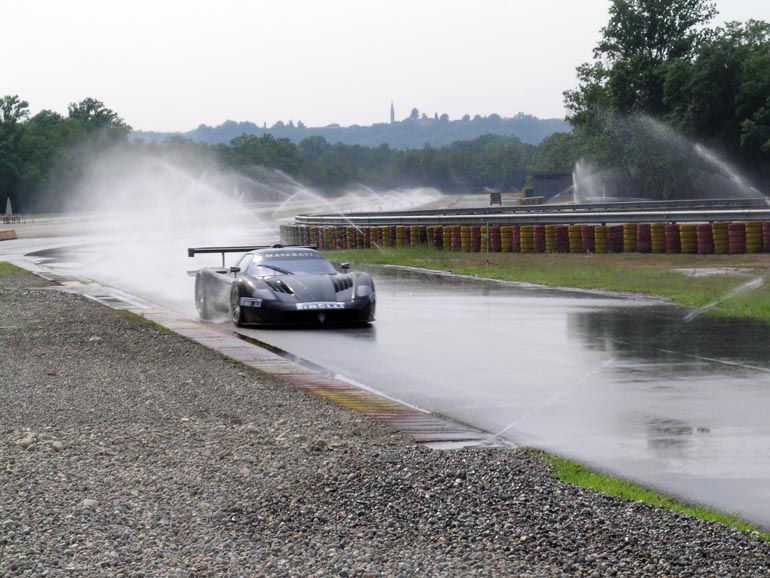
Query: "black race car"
188 245 375 327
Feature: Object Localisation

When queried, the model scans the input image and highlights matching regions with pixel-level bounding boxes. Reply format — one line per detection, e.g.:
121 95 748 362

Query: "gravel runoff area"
2 270 770 578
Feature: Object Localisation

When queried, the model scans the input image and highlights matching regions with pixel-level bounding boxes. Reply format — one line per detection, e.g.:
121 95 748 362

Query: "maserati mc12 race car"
188 245 376 327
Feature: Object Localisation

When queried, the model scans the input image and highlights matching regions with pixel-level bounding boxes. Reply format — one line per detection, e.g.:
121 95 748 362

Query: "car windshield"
248 257 336 276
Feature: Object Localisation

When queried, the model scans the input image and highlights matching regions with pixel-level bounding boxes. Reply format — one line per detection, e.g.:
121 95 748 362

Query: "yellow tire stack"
460 226 472 252
746 221 762 253
545 225 556 252
520 225 534 254
594 226 608 253
443 226 452 250
651 223 665 253
568 225 582 253
396 226 407 248
500 226 513 252
712 222 729 254
679 224 697 254
623 223 637 252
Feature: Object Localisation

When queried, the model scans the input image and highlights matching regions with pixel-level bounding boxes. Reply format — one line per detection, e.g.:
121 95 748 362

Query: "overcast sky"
3 0 768 132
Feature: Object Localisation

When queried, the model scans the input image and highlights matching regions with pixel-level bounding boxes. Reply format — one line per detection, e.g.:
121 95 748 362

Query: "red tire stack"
470 226 481 252
636 224 652 253
489 225 501 252
607 225 624 253
696 224 714 254
433 226 443 250
512 225 521 253
665 224 680 254
363 227 371 248
389 226 397 247
728 222 746 254
555 225 570 252
450 226 462 251
763 222 770 252
533 225 546 253
581 225 595 253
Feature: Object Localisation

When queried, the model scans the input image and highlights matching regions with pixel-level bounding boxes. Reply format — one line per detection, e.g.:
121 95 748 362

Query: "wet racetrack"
4 237 770 528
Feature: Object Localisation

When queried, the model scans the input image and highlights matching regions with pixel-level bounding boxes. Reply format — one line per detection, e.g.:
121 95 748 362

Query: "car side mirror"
340 262 350 272
230 266 241 275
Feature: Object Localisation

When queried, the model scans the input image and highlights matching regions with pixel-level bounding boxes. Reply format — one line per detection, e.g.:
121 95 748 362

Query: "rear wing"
187 244 318 266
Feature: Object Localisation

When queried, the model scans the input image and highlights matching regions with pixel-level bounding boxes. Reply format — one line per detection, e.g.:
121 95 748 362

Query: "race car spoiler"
187 244 318 266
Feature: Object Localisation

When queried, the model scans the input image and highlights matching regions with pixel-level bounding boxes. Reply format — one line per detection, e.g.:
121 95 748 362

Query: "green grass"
329 247 770 322
533 449 770 541
0 262 25 276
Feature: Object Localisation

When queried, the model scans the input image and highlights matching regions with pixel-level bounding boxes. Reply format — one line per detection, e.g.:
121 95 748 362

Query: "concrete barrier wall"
0 230 17 241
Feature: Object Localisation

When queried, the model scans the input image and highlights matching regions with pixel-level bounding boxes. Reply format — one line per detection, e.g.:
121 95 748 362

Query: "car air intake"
332 276 354 293
265 279 294 294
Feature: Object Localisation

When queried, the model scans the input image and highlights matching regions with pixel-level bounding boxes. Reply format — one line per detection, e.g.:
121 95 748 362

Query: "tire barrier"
729 222 746 254
712 222 728 254
450 226 461 252
533 225 546 253
512 225 521 253
489 225 502 252
460 226 472 252
545 225 556 253
636 224 652 253
594 226 608 253
680 224 697 254
623 223 637 253
696 224 714 255
500 226 513 252
568 225 582 254
746 221 762 253
581 225 595 253
554 225 569 253
608 225 624 253
651 223 666 254
520 225 534 254
665 224 680 254
695 224 714 255
279 221 770 257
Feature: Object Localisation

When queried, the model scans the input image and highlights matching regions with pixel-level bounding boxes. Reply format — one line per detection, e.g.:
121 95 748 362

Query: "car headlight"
355 285 373 298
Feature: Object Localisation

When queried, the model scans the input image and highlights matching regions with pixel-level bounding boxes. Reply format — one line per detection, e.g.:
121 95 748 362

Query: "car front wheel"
195 277 211 320
230 287 245 327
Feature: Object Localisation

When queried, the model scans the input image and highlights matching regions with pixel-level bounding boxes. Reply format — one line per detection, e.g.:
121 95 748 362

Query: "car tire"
230 286 245 327
195 276 212 320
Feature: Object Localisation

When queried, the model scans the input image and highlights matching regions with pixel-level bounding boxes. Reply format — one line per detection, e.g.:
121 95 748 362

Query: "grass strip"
329 248 770 322
0 262 25 276
532 449 770 541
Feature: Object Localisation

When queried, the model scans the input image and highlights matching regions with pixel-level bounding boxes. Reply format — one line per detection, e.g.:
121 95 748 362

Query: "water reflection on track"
240 266 770 528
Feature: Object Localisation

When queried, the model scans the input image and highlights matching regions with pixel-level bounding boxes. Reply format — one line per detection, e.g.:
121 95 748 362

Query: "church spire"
390 101 395 124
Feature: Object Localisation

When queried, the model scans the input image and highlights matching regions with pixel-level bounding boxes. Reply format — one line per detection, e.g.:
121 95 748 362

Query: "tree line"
1 101 540 211
542 1 770 197
133 111 569 149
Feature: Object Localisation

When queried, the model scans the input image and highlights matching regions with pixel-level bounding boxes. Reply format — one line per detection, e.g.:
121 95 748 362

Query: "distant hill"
132 112 570 149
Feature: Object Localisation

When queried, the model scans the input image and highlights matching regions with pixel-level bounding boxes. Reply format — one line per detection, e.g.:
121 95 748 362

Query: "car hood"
260 273 355 302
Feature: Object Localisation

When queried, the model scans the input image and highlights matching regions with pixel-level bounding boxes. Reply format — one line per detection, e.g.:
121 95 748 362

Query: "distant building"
529 171 573 200
390 102 395 124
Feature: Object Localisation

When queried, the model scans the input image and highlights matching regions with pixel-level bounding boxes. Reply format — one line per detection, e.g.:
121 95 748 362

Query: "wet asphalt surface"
4 238 770 529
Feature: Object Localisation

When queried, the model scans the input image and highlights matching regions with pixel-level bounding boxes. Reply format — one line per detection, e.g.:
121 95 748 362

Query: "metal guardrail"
295 198 770 227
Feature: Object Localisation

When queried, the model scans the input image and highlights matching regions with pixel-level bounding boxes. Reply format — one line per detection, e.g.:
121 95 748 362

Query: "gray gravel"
2 269 769 577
